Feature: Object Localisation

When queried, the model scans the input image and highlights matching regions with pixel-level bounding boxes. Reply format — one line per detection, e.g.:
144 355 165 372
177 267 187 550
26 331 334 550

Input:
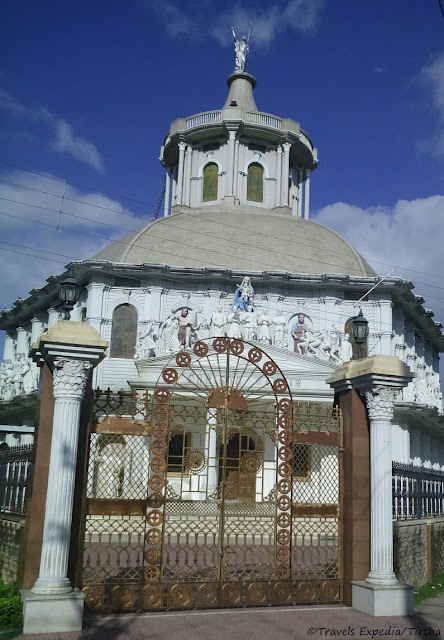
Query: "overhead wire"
0 242 443 345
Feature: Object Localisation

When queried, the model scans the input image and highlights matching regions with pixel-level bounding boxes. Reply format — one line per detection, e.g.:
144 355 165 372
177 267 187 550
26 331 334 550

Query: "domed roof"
93 204 375 277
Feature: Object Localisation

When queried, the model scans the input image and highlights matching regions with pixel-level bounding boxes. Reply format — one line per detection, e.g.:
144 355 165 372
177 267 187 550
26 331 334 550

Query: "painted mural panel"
110 304 138 359
202 163 218 202
247 163 264 203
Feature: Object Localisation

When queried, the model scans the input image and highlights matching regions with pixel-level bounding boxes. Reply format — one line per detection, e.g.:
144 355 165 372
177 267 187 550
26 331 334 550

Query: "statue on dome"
232 277 255 313
231 24 252 73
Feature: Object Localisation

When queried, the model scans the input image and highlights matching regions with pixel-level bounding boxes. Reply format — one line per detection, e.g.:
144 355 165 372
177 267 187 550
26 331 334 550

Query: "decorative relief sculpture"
232 277 255 313
160 310 180 354
339 333 353 363
290 314 310 354
177 307 198 349
257 308 271 345
231 24 251 73
135 320 157 361
52 358 92 398
211 305 227 337
241 308 257 340
160 308 199 353
364 386 399 422
272 311 287 348
227 311 242 339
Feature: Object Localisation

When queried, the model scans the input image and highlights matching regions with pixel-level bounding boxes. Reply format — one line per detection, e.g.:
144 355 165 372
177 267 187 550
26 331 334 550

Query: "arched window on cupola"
247 163 264 203
110 304 138 359
202 162 218 202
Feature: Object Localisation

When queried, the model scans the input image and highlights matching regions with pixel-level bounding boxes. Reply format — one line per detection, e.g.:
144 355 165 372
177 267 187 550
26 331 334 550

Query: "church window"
345 318 368 360
202 163 218 202
291 443 311 480
247 163 264 203
167 433 191 473
110 304 138 359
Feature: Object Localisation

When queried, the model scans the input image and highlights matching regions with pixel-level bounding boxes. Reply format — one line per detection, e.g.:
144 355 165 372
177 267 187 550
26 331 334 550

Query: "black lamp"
59 270 80 320
351 308 369 359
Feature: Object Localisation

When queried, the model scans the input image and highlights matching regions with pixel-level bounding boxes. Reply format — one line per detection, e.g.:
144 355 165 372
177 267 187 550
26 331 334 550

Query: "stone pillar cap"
30 320 108 368
327 355 415 393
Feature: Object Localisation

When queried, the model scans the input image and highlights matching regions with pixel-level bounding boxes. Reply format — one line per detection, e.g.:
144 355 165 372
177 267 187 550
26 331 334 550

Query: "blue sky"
1 0 444 330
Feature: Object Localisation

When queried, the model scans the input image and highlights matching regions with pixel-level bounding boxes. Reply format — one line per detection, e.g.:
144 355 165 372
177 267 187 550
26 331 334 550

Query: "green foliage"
0 555 23 629
414 572 444 605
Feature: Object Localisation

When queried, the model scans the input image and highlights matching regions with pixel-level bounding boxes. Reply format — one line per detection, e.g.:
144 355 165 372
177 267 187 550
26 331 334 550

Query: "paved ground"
2 595 443 640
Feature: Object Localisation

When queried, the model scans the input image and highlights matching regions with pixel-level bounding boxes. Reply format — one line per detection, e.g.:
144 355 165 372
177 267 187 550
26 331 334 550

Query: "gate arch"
82 338 342 611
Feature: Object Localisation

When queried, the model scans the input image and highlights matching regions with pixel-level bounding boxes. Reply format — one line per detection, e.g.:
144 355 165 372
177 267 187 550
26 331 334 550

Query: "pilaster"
304 168 311 219
3 332 15 361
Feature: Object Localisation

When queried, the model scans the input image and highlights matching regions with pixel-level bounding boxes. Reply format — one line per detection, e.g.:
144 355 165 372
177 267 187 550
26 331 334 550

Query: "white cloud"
419 51 444 157
314 196 444 325
0 170 141 312
149 0 325 48
0 89 104 172
51 120 104 173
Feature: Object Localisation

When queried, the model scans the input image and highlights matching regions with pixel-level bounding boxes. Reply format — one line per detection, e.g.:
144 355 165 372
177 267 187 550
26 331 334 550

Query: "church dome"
92 203 375 277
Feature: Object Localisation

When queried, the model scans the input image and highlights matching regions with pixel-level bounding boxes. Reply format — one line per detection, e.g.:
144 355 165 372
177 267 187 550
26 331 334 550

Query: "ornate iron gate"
82 339 342 611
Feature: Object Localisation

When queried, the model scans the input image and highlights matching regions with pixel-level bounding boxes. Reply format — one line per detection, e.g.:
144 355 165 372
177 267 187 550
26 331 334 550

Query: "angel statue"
231 24 252 73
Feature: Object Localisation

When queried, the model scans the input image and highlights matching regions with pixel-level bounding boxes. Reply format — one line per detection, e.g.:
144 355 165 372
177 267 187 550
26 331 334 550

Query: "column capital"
364 385 399 422
53 358 92 399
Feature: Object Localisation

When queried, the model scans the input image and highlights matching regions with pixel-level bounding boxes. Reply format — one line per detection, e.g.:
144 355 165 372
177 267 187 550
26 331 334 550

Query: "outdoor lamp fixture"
351 308 369 359
59 270 80 320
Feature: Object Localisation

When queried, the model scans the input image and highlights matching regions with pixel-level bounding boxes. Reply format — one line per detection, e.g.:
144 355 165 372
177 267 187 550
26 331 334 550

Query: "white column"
184 145 192 207
172 167 177 207
297 168 303 217
281 142 291 207
290 169 297 216
206 409 218 492
31 318 43 344
48 308 60 329
85 282 104 335
275 146 282 207
163 170 171 217
16 327 29 355
364 386 398 586
3 333 15 361
32 358 92 595
226 130 236 196
176 140 186 206
233 138 240 201
304 168 311 219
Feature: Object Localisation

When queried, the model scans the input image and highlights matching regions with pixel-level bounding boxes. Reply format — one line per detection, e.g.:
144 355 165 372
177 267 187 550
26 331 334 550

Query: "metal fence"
392 462 444 520
0 444 34 515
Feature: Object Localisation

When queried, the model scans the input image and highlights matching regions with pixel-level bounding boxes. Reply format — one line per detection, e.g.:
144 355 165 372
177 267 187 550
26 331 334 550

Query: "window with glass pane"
202 163 218 202
247 163 264 203
110 304 138 359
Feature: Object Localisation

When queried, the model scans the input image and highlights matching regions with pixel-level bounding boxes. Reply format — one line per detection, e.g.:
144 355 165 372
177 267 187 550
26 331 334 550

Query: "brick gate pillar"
21 321 107 634
327 355 414 617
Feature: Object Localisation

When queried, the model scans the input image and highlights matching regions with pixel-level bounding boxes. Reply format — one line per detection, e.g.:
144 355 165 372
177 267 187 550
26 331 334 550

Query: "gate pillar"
328 355 414 617
22 321 108 634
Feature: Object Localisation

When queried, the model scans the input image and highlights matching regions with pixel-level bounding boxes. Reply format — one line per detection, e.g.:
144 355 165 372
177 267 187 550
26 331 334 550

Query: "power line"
0 243 443 344
2 160 444 287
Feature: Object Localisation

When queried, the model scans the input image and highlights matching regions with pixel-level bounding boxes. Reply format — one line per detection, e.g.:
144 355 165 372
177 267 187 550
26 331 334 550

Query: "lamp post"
59 270 80 320
351 308 369 359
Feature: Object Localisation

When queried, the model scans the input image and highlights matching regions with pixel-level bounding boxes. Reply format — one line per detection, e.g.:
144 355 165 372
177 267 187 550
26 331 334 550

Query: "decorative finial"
231 22 252 73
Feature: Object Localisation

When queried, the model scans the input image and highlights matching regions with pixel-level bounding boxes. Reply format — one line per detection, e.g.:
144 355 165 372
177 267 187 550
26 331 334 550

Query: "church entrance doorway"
81 338 342 612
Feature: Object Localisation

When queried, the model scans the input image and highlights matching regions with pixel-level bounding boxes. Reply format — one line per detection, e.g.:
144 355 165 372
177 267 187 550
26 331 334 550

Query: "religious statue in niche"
291 313 310 354
135 320 157 361
231 24 252 73
232 277 255 313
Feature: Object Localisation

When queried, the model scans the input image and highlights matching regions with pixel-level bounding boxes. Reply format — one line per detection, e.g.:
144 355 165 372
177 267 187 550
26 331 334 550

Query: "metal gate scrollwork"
82 338 342 611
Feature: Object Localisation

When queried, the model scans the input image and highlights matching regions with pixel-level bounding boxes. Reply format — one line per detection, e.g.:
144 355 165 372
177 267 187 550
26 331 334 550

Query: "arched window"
202 162 218 202
247 163 264 203
344 318 368 360
110 304 138 359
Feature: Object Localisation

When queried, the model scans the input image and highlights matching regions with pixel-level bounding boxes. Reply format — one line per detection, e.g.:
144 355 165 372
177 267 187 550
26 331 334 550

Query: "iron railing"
392 462 444 520
0 444 34 515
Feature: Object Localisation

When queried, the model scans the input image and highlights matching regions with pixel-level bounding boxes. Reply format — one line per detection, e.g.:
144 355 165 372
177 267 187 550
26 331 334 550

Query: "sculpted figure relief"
227 311 242 339
241 307 257 340
160 310 180 354
135 320 157 361
177 307 198 349
257 308 271 344
339 333 353 363
273 311 287 348
291 313 310 354
211 305 227 337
